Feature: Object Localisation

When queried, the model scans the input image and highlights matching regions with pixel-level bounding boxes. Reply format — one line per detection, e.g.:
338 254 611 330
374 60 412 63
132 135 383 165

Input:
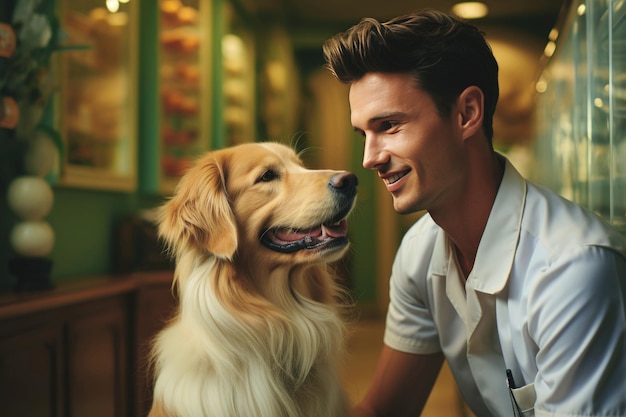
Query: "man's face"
349 72 467 214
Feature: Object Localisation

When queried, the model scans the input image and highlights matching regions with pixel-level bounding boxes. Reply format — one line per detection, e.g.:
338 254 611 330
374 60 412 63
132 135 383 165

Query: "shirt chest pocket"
510 382 536 416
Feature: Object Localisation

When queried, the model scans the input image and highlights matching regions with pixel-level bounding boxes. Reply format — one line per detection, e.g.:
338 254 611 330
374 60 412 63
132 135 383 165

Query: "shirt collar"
430 225 449 276
470 157 526 294
429 157 525 293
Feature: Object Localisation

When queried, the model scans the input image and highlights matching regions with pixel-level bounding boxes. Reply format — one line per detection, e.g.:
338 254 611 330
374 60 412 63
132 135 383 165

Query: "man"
323 10 626 417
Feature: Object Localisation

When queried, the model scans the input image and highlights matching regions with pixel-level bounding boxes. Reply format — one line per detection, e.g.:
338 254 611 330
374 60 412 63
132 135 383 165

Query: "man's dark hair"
323 10 499 143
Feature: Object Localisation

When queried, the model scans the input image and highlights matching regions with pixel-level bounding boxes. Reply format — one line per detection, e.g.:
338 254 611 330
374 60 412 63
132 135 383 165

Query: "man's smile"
381 169 410 186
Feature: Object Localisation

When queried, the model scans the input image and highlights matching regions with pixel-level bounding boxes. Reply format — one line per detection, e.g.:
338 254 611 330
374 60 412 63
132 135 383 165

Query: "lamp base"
9 256 54 292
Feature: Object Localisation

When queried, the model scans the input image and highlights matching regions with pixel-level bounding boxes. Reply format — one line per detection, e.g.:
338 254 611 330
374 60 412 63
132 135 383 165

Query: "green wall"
345 135 378 303
45 189 163 280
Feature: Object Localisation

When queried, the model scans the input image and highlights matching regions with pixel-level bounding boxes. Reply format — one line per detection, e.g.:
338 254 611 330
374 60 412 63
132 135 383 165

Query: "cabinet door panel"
0 325 63 417
67 300 129 417
134 284 177 417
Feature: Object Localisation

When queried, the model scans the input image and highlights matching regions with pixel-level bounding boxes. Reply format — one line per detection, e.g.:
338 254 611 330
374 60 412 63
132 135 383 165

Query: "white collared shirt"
384 158 626 417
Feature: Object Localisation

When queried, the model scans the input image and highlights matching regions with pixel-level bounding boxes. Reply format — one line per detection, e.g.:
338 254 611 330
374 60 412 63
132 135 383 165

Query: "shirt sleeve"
383 222 442 355
529 245 626 416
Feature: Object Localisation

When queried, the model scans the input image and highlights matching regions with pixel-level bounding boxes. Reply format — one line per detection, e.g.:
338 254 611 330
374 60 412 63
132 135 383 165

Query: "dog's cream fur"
149 142 356 417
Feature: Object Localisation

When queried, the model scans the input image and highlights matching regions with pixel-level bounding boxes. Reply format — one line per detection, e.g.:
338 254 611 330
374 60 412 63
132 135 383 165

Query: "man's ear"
457 86 484 140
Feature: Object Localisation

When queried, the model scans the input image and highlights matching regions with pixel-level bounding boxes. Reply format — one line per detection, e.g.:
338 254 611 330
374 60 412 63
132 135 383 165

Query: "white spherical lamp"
6 174 56 291
7 176 54 220
10 221 56 257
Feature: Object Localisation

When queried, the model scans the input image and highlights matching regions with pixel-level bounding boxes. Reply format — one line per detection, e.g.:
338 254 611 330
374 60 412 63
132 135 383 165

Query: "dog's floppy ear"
157 155 237 260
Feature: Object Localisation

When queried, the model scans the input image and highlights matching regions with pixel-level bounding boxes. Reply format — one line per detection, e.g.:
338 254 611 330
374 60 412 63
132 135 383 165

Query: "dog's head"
157 142 357 269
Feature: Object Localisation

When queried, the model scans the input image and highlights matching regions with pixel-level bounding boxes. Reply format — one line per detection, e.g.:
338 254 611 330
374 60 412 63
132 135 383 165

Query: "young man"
323 10 626 417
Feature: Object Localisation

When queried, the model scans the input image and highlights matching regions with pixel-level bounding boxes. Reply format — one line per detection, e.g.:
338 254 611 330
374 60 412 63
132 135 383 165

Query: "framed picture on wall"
56 0 137 191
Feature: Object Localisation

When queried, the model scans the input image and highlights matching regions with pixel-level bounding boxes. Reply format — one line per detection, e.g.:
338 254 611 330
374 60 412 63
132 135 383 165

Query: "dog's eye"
256 169 279 183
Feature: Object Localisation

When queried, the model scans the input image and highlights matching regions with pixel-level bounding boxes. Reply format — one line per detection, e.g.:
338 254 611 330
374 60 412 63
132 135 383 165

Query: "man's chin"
393 197 413 214
392 197 419 215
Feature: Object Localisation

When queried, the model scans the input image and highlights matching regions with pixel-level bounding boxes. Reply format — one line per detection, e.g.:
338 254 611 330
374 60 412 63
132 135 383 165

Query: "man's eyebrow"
369 111 406 121
353 111 407 130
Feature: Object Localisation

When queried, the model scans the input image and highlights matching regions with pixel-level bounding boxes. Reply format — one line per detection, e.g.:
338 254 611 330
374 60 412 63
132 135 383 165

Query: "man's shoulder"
396 214 442 266
522 180 626 257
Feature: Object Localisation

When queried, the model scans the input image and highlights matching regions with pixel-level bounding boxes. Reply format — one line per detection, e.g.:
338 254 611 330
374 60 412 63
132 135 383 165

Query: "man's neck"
431 151 504 278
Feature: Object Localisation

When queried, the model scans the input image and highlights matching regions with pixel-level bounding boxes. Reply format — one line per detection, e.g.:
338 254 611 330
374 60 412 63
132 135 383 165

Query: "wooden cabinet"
0 322 64 417
0 272 175 417
132 279 177 417
67 297 129 417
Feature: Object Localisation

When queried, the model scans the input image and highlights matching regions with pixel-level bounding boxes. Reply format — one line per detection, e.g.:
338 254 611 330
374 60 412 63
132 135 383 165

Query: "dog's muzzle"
260 172 358 254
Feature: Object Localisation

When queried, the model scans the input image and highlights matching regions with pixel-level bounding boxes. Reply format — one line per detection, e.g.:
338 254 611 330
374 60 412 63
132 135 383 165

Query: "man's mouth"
383 169 410 186
260 219 349 253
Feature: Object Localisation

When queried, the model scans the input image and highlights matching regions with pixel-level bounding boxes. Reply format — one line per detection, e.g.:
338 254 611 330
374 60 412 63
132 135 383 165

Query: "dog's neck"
261 263 339 305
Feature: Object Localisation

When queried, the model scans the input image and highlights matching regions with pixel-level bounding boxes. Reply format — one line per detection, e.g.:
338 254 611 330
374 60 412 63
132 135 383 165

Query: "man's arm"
353 345 444 417
530 246 626 414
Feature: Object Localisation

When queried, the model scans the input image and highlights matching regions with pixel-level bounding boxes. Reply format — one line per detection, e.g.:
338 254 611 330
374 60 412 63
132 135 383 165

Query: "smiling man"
323 9 626 417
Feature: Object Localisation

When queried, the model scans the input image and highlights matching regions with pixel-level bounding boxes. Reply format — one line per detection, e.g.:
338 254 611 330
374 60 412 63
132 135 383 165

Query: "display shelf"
158 0 212 193
139 0 215 195
57 0 138 191
534 0 626 232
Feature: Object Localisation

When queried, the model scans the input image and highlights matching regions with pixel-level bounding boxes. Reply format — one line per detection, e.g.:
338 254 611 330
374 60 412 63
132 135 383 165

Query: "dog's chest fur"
151 259 349 417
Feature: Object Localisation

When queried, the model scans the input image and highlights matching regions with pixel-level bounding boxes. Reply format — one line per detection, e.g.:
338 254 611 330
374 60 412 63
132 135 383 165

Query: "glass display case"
58 0 138 191
157 0 212 193
534 0 626 232
222 3 256 146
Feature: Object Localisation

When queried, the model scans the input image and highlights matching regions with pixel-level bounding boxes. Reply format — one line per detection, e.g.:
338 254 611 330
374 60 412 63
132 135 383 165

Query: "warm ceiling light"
452 2 489 19
543 41 556 57
536 79 548 93
549 28 559 41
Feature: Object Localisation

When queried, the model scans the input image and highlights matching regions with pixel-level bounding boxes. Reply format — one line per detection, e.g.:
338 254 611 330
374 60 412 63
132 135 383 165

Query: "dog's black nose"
329 172 358 196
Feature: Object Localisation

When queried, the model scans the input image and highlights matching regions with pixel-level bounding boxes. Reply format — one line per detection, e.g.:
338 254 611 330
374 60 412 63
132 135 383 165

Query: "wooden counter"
0 271 176 417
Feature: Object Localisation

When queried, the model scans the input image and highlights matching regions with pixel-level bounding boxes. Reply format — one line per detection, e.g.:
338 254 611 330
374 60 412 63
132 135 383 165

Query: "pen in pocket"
506 369 523 416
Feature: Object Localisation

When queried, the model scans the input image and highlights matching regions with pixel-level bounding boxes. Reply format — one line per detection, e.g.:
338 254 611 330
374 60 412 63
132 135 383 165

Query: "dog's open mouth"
260 220 349 253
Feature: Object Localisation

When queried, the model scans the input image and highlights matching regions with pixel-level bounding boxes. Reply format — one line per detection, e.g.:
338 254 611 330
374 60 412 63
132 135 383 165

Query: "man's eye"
380 121 397 131
256 170 279 183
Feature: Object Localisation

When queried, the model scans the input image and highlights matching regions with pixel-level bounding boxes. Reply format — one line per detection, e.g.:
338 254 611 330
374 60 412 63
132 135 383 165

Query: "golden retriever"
148 142 357 417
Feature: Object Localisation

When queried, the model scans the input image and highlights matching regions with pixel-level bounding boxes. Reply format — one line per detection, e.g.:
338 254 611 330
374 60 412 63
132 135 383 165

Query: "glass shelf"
158 0 211 193
58 0 138 191
534 0 626 233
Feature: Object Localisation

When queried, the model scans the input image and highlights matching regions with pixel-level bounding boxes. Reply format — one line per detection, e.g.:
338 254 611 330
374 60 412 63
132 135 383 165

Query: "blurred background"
1 0 624 415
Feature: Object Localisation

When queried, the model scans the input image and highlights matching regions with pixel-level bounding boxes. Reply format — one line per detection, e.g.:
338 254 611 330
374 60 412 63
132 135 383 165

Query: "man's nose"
362 136 387 170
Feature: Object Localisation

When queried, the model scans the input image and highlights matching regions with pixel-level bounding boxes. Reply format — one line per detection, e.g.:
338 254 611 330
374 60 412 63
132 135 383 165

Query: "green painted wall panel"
347 134 378 303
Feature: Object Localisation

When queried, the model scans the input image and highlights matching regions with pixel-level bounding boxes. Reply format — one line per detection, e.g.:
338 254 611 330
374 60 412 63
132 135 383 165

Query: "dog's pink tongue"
274 220 348 242
275 227 322 242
